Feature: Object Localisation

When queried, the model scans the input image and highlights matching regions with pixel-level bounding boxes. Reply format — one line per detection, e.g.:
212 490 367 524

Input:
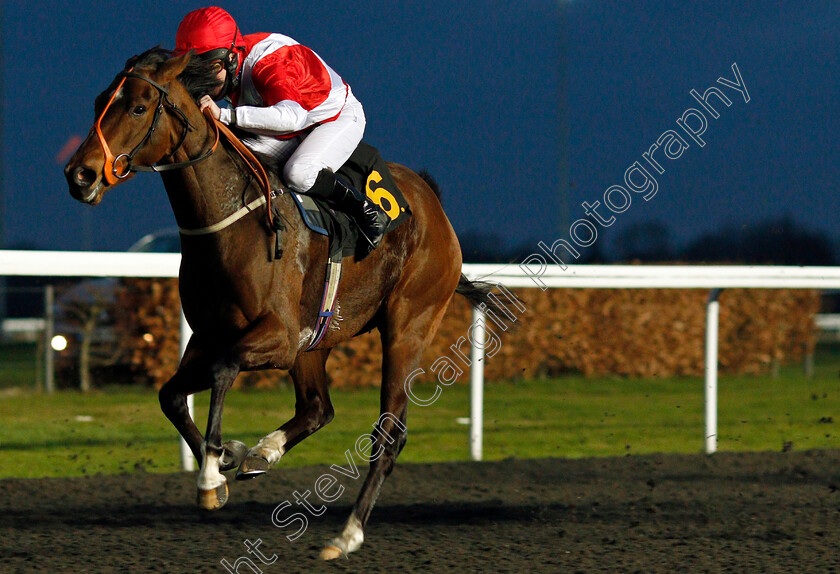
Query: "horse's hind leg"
237 349 334 478
321 282 456 560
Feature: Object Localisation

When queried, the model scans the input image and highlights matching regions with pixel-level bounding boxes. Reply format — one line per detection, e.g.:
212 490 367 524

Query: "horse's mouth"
65 160 107 205
79 181 104 204
68 178 105 205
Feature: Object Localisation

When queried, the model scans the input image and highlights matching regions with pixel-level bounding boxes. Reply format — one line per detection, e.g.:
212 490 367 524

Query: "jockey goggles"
198 26 243 77
198 47 239 76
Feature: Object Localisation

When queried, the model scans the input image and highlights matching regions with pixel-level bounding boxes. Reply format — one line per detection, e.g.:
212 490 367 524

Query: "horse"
64 47 503 560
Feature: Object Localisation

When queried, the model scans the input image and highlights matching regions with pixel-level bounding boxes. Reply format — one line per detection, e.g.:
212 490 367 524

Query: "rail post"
179 309 195 471
705 288 722 454
44 285 55 394
470 305 486 461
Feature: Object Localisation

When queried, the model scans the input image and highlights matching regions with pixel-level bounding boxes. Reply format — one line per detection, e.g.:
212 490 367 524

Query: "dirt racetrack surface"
2 450 839 573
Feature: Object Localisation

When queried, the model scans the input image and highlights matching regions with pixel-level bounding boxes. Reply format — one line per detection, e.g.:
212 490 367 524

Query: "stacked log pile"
116 279 182 387
115 278 820 388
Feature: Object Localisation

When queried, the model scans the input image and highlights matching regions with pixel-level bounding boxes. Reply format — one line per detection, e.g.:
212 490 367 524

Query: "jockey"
174 6 389 256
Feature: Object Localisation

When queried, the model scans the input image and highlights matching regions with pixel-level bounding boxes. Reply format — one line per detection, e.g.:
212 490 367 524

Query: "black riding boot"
307 169 390 258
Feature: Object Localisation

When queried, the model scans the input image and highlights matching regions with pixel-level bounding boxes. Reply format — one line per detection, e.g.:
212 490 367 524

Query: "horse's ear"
124 54 141 70
160 52 193 81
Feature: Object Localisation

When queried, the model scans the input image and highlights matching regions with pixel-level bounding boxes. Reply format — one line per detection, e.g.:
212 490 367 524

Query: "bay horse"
64 48 501 560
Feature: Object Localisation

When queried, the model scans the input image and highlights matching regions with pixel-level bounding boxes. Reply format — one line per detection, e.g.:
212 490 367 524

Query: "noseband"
94 68 219 184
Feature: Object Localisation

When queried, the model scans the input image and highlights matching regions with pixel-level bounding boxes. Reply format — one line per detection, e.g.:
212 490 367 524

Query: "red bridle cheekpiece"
94 67 135 185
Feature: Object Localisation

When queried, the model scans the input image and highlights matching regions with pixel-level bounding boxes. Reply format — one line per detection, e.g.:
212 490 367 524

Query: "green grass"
1 345 838 479
0 342 40 389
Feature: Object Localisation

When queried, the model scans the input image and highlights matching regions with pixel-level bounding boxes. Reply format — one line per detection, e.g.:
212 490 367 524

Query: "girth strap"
305 254 343 352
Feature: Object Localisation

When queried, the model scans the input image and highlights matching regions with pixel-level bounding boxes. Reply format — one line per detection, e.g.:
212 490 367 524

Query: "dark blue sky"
565 1 839 258
3 1 838 259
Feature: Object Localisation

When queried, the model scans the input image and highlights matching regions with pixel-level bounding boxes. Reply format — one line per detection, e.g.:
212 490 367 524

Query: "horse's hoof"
320 545 344 561
219 440 249 471
236 455 270 480
197 482 229 511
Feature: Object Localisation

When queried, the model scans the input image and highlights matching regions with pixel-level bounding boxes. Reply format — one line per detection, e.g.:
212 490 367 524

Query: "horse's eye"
131 105 147 117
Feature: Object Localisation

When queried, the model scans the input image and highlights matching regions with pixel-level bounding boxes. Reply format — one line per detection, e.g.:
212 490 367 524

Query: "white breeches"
240 90 366 193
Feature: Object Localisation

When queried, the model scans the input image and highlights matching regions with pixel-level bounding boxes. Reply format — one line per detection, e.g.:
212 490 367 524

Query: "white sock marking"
197 442 226 490
252 430 287 465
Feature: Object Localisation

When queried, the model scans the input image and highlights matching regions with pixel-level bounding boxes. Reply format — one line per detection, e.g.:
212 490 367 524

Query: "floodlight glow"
51 335 68 352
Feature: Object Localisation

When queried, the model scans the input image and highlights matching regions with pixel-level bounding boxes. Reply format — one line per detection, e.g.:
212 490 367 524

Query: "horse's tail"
417 169 442 201
455 274 523 323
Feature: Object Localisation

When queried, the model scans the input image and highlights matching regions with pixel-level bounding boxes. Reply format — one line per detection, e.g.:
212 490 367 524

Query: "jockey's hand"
199 95 221 120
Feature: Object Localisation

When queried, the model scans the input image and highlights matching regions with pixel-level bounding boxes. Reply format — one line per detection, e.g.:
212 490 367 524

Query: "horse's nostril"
73 166 97 188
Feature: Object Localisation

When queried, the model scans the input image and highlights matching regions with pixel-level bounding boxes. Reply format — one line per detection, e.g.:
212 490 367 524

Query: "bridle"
94 67 219 185
93 65 275 230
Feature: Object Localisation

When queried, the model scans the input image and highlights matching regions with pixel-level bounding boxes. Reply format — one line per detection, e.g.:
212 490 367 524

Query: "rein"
211 118 275 230
94 69 275 233
177 113 277 235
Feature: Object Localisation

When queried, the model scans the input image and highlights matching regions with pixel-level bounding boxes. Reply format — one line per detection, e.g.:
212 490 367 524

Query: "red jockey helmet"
175 7 244 56
175 7 246 95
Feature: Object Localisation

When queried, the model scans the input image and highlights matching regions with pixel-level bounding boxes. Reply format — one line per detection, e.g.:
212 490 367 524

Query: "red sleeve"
250 45 332 110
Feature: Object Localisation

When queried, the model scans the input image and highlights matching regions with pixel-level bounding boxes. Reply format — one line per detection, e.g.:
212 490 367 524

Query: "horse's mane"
126 46 222 103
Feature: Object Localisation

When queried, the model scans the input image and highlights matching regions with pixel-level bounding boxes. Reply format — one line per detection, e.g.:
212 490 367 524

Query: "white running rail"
4 250 840 464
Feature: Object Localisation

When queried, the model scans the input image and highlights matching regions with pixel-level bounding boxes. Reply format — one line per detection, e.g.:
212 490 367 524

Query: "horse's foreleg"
237 349 334 479
195 311 298 509
158 343 239 510
159 344 247 479
196 355 240 511
158 343 215 465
